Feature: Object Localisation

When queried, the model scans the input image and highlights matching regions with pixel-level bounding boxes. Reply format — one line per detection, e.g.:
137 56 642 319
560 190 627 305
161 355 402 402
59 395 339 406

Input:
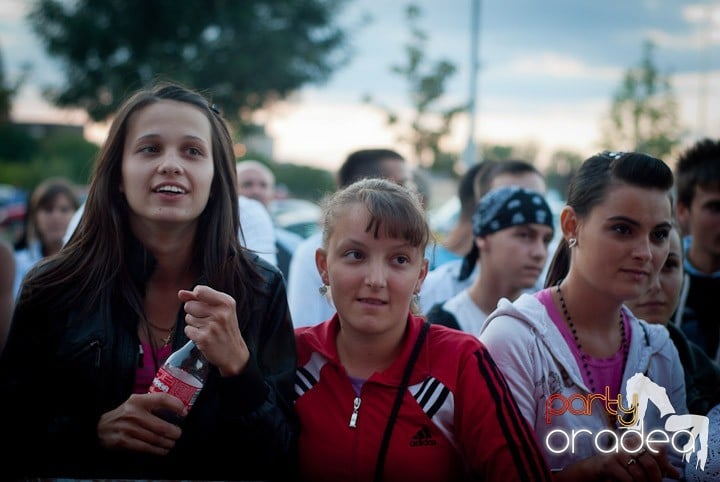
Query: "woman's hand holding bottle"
179 285 249 377
97 392 186 455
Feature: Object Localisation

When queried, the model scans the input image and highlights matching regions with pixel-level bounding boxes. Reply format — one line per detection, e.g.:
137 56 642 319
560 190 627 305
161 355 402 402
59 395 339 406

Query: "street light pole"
463 0 481 168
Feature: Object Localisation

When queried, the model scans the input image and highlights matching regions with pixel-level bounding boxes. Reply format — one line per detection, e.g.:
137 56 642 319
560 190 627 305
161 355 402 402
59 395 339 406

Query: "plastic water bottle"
148 340 209 421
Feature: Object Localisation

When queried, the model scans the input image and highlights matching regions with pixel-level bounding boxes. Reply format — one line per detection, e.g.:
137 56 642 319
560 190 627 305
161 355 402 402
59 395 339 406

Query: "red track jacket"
294 314 552 482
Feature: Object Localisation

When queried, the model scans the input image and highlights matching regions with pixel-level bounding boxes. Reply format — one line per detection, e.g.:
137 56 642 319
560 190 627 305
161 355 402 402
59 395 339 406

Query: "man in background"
419 160 547 313
429 162 491 270
673 138 720 362
236 160 303 279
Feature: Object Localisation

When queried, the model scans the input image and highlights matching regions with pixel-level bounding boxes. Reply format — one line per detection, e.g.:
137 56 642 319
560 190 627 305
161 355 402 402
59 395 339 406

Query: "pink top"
535 288 631 398
133 342 173 394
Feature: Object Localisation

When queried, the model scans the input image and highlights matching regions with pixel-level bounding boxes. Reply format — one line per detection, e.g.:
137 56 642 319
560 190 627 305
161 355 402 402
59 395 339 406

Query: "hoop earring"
318 285 328 296
412 293 420 305
568 238 577 248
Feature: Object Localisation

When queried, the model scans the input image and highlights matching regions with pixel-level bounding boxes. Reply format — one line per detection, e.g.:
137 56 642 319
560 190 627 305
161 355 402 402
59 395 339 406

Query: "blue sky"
335 0 713 98
1 0 718 169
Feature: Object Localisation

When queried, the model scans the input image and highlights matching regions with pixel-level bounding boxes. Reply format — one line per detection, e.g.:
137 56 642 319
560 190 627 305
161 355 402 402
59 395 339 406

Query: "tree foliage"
364 4 465 171
480 142 540 164
0 50 12 124
0 46 28 124
0 130 99 190
27 0 352 129
602 41 683 159
272 162 335 201
0 125 37 163
544 149 584 198
36 131 99 184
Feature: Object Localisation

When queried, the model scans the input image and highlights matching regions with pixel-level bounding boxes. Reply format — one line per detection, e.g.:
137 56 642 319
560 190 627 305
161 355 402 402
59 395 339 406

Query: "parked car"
428 195 460 239
269 198 322 239
0 184 28 245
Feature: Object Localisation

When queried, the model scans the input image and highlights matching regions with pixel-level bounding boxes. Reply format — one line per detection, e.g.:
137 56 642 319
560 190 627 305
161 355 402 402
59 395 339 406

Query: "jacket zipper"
349 396 361 428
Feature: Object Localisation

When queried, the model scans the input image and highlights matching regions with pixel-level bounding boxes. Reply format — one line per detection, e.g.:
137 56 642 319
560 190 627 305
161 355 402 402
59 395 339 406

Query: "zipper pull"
138 343 144 368
349 397 361 428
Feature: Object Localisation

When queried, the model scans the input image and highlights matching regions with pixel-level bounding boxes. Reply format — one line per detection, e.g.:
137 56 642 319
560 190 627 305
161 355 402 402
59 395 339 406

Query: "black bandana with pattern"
458 186 554 280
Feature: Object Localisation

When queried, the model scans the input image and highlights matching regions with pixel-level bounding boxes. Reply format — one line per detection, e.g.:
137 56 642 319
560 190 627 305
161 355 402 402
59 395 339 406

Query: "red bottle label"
148 365 203 409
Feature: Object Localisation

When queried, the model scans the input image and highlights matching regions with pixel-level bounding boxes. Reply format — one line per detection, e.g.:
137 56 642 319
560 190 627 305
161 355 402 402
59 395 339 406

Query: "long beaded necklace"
556 282 628 394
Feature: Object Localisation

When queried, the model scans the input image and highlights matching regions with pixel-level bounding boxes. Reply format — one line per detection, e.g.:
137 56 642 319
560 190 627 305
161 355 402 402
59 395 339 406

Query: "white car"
269 198 322 239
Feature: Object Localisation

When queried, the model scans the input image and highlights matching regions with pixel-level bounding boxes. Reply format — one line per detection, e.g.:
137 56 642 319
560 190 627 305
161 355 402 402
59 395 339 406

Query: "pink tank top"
133 342 173 394
535 288 631 398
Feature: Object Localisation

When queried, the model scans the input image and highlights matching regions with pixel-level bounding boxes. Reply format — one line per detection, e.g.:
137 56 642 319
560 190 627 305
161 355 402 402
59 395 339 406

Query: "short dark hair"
337 149 405 188
675 138 720 208
474 159 542 199
458 162 487 221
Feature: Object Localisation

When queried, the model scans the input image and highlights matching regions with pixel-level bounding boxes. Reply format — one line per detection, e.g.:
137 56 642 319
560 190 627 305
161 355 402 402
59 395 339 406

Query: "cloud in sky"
504 53 622 80
265 101 397 167
265 0 720 168
1 0 718 171
649 2 720 50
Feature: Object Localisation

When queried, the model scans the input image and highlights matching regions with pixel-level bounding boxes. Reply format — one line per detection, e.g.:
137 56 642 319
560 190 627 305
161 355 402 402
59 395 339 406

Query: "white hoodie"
479 293 689 475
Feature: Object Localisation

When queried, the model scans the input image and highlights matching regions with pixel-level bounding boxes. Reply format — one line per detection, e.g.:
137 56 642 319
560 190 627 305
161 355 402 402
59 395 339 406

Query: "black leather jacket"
0 246 298 481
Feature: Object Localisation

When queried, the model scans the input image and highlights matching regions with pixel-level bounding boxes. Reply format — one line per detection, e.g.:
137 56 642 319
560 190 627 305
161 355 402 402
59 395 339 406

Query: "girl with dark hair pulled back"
481 150 688 480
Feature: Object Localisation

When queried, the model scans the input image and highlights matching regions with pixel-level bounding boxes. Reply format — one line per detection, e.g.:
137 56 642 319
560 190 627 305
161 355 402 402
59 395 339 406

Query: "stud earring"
318 285 328 296
568 238 577 248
